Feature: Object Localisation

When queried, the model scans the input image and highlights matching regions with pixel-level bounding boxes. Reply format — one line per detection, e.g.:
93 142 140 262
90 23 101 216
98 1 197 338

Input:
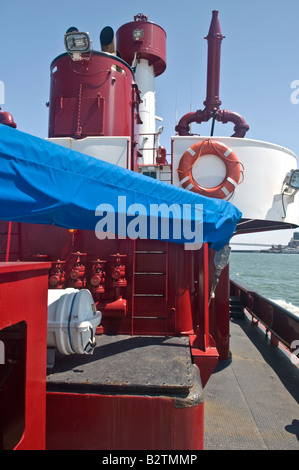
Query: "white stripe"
221 186 230 196
224 148 232 157
227 177 237 188
185 183 194 191
180 175 190 185
187 147 196 156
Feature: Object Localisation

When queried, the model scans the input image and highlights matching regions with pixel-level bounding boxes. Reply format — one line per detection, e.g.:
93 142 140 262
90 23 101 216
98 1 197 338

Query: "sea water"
229 252 299 317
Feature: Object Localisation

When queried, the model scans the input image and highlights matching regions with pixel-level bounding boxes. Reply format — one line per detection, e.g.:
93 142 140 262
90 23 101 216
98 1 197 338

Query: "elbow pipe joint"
216 109 249 138
175 108 249 138
175 109 208 136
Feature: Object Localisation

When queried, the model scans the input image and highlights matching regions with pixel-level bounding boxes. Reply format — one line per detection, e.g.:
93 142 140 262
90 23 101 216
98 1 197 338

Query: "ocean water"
229 252 299 317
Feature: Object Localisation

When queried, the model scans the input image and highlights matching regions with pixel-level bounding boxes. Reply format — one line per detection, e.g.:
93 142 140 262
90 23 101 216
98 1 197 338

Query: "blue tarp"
0 124 241 250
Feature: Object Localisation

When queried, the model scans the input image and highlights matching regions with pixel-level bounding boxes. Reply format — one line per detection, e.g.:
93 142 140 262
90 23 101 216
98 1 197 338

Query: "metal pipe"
175 11 249 138
5 221 12 262
216 109 249 138
175 110 207 136
97 297 127 317
100 26 116 55
203 10 224 112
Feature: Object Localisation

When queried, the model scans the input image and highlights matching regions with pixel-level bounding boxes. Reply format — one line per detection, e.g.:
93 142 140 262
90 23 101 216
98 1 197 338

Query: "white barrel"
172 136 299 226
47 288 102 355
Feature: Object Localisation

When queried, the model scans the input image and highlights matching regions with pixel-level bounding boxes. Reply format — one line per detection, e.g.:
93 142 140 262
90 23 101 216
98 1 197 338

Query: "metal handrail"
230 277 299 350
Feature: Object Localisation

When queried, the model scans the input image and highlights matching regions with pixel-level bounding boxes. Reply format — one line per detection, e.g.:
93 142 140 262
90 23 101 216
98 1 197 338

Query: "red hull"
46 392 204 450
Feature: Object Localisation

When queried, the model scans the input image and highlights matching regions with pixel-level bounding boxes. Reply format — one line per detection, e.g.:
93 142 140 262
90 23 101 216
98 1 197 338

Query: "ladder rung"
133 294 165 297
135 272 165 275
133 316 166 320
0 232 18 235
135 251 165 254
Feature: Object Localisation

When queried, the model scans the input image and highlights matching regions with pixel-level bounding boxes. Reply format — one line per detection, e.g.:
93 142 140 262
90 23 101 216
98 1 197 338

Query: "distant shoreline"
231 250 259 253
231 250 299 254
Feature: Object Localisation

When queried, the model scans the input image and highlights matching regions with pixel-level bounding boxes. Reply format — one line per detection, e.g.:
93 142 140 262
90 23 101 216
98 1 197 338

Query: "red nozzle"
205 10 225 39
204 10 225 112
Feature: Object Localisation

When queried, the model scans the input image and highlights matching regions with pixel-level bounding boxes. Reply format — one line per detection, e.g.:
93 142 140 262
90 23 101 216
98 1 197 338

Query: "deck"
46 311 299 450
204 314 299 450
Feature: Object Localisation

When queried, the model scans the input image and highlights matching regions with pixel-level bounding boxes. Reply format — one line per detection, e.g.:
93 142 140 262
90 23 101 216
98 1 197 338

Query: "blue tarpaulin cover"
0 124 241 250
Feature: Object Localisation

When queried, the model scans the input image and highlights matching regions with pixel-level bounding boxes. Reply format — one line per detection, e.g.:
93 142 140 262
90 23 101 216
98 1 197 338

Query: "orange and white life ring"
177 139 243 199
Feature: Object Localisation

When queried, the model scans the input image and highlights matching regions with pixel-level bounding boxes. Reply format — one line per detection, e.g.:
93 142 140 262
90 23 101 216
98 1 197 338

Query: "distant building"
288 232 299 249
260 231 299 253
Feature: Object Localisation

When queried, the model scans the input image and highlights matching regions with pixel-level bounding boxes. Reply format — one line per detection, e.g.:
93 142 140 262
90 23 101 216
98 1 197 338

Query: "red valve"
88 259 107 299
67 253 87 289
109 253 127 288
49 260 66 289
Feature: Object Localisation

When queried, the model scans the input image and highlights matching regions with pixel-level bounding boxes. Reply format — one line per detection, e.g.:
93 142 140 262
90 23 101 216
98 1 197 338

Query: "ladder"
132 239 170 335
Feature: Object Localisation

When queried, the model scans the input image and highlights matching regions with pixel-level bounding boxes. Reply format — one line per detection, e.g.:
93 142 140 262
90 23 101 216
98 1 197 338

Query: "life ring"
177 139 243 199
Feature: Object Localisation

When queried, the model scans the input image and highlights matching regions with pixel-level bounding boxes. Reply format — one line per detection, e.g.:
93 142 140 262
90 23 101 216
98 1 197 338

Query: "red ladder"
132 239 169 335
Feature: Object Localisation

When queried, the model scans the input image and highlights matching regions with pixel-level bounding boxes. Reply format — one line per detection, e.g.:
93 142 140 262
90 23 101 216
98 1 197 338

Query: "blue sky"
1 0 299 245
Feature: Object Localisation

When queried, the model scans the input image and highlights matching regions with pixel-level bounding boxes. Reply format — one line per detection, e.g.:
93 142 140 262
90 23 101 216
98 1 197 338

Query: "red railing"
230 278 299 351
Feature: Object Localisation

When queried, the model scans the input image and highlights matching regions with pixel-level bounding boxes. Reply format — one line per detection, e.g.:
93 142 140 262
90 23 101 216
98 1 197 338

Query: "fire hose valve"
109 253 127 288
49 260 66 289
88 259 107 298
68 253 87 289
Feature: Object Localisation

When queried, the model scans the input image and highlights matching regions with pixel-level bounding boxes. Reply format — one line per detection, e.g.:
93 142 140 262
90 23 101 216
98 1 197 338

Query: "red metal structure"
175 10 249 138
0 108 16 129
0 262 50 450
0 12 233 450
230 279 299 349
49 54 134 140
116 13 167 77
1 10 297 451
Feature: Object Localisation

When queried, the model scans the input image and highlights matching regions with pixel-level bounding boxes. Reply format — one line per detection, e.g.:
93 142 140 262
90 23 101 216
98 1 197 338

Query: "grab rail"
230 278 299 351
